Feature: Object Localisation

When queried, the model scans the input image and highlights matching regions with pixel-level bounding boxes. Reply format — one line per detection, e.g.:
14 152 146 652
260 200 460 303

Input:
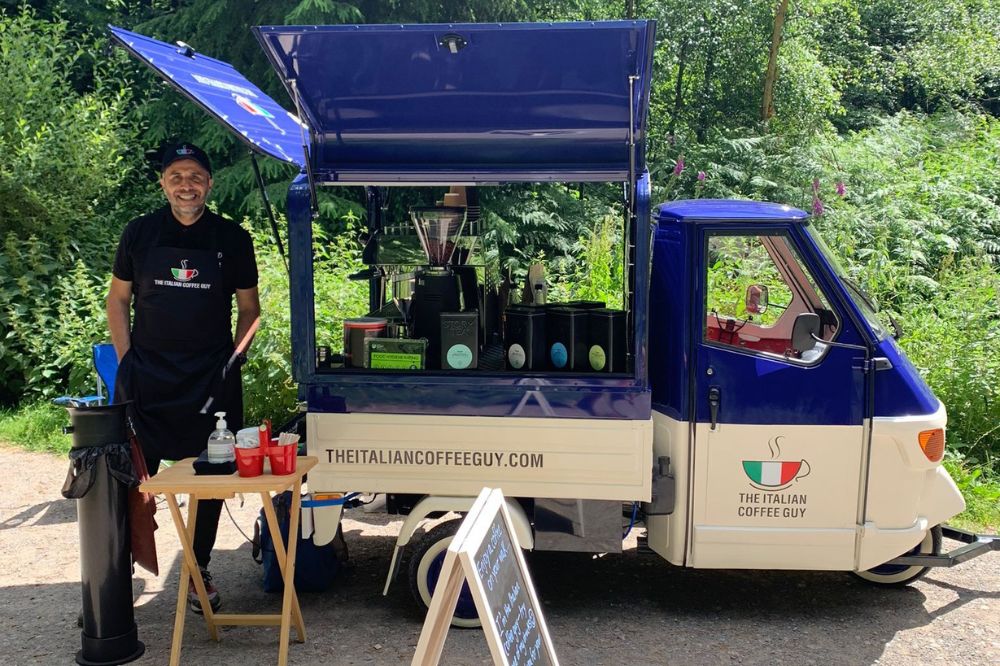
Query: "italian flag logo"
743 461 802 487
742 437 810 491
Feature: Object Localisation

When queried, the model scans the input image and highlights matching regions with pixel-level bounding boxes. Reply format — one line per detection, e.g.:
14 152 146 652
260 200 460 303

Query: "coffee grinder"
409 206 468 368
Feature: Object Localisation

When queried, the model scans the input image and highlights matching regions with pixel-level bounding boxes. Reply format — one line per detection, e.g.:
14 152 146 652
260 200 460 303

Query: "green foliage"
894 259 1000 465
3 0 1000 508
705 235 793 326
0 10 144 243
0 402 71 455
563 213 626 307
812 110 1000 309
241 217 366 426
547 211 626 306
480 183 622 288
0 10 150 405
943 458 1000 531
0 236 112 403
804 0 1000 128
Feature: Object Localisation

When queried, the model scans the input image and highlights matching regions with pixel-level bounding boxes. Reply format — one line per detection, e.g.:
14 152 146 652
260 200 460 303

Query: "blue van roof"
657 199 809 223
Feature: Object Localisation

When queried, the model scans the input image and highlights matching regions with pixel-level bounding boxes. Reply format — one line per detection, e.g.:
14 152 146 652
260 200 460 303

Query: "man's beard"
172 201 205 217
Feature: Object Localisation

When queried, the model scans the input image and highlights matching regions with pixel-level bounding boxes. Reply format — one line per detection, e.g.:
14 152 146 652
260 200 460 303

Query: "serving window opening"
311 183 636 377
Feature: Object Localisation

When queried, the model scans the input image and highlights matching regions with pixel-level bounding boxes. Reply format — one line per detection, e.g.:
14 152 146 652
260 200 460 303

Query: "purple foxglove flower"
836 180 846 197
697 170 706 181
812 197 824 216
673 156 685 176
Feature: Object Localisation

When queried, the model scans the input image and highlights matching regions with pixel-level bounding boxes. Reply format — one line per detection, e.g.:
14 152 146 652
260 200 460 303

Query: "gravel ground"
1 443 998 665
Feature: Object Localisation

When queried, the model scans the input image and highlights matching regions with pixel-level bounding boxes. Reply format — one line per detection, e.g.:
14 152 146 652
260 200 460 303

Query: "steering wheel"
711 309 748 344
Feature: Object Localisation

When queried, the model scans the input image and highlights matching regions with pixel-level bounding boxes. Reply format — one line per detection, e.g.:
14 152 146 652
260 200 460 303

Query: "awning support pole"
249 151 288 274
289 79 319 217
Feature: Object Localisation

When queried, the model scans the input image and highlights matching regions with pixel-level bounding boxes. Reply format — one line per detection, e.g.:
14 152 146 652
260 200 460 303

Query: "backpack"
251 490 347 593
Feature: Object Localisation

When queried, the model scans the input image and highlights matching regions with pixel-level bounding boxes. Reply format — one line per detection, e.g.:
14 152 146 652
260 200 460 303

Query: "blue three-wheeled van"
111 19 997 627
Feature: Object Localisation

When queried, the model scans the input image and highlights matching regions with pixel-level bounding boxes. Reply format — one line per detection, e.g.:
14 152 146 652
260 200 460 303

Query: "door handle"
708 386 721 430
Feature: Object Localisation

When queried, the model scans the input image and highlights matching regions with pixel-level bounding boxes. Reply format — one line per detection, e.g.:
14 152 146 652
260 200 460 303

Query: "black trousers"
145 456 222 570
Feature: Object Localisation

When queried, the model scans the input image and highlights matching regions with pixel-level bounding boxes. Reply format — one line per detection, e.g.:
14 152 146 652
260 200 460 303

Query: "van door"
688 227 867 570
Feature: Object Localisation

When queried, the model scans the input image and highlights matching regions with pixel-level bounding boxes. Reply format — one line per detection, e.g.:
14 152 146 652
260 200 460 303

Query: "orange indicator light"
918 429 945 462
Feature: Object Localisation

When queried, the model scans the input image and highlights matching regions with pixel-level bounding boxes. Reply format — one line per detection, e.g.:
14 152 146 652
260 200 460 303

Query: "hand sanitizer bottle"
207 411 236 464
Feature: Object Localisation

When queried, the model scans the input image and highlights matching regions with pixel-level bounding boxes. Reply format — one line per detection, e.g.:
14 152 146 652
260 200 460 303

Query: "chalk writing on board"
474 513 551 666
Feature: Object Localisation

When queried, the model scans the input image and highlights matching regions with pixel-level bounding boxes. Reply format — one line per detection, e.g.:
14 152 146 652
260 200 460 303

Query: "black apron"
115 218 243 460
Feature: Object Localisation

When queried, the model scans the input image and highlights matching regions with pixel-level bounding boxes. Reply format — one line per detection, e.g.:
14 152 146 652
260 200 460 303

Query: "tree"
761 0 790 122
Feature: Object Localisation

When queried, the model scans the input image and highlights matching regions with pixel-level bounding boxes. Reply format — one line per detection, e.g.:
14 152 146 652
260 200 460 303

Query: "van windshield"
804 224 887 340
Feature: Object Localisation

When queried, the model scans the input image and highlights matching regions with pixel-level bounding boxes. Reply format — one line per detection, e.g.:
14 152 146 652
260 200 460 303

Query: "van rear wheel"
854 525 942 587
408 519 482 628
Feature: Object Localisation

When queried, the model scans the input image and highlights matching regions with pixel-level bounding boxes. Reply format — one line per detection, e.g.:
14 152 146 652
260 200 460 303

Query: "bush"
241 219 367 426
896 258 1000 465
0 9 149 404
0 10 142 243
0 234 113 403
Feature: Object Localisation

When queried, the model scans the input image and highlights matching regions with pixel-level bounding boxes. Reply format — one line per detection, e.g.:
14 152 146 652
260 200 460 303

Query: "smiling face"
160 159 212 224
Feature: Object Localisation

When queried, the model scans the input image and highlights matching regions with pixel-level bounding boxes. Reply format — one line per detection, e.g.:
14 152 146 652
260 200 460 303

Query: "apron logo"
742 436 810 492
171 259 199 282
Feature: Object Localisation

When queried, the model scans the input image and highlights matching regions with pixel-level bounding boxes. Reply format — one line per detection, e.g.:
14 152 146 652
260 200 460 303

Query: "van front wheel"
853 525 942 587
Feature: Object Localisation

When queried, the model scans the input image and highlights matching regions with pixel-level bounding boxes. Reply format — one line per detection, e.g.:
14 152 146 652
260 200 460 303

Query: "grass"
2 401 998 533
943 459 1000 533
0 401 73 456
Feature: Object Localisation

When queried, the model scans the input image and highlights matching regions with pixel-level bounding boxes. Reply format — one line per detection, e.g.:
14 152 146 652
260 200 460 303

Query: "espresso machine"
408 206 476 368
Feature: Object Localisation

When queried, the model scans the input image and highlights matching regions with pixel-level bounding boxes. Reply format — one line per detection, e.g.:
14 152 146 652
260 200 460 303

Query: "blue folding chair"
53 343 119 407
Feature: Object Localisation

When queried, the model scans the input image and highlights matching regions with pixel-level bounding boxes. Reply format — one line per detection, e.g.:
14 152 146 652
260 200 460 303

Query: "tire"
408 519 482 628
854 524 943 587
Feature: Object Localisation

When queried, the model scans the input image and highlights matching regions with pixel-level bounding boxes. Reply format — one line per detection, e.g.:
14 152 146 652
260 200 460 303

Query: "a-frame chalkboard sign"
412 487 559 666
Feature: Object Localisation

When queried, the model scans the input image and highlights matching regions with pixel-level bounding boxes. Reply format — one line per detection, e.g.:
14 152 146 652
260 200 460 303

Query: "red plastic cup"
235 446 264 477
268 443 297 476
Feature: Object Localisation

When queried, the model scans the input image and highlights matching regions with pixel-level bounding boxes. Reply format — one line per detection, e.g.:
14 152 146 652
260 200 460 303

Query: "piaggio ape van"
111 19 997 626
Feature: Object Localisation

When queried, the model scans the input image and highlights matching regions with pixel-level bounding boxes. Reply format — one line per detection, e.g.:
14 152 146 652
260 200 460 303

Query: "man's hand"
106 277 133 361
234 287 261 354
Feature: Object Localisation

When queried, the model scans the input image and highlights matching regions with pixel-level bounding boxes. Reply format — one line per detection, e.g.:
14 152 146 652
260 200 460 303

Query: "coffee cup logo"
171 259 199 282
742 436 810 491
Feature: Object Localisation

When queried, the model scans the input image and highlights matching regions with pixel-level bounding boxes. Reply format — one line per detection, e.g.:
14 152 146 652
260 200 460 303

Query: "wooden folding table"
141 456 318 666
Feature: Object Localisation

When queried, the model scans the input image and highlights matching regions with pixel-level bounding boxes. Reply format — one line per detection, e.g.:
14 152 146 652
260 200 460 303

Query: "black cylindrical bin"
61 403 144 666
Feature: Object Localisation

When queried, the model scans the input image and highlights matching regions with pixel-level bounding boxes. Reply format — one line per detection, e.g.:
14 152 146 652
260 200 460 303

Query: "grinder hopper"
410 206 467 267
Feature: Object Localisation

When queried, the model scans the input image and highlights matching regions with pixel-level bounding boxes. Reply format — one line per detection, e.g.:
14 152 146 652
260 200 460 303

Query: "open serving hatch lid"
110 21 654 184
108 25 306 168
254 21 655 183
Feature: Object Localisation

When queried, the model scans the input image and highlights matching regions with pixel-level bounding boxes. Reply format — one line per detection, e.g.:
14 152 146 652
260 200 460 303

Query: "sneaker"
188 567 222 614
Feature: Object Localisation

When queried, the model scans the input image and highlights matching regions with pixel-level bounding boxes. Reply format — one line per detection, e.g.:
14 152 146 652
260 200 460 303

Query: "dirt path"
1 444 998 665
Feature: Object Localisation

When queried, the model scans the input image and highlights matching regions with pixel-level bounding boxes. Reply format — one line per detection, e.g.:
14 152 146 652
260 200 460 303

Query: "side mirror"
745 284 768 315
889 315 904 340
791 312 820 354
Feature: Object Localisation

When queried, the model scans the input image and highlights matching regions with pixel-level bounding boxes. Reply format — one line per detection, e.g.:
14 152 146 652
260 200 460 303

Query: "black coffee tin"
504 304 546 370
441 311 479 370
546 306 589 371
544 300 605 312
588 308 626 373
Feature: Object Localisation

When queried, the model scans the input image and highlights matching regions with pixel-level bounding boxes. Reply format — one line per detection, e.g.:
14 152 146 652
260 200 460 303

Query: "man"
107 143 260 613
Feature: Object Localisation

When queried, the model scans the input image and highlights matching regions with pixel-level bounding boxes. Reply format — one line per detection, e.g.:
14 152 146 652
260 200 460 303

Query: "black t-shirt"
112 206 258 293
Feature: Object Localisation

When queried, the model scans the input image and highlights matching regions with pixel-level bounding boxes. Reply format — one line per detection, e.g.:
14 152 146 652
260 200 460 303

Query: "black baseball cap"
160 142 212 175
